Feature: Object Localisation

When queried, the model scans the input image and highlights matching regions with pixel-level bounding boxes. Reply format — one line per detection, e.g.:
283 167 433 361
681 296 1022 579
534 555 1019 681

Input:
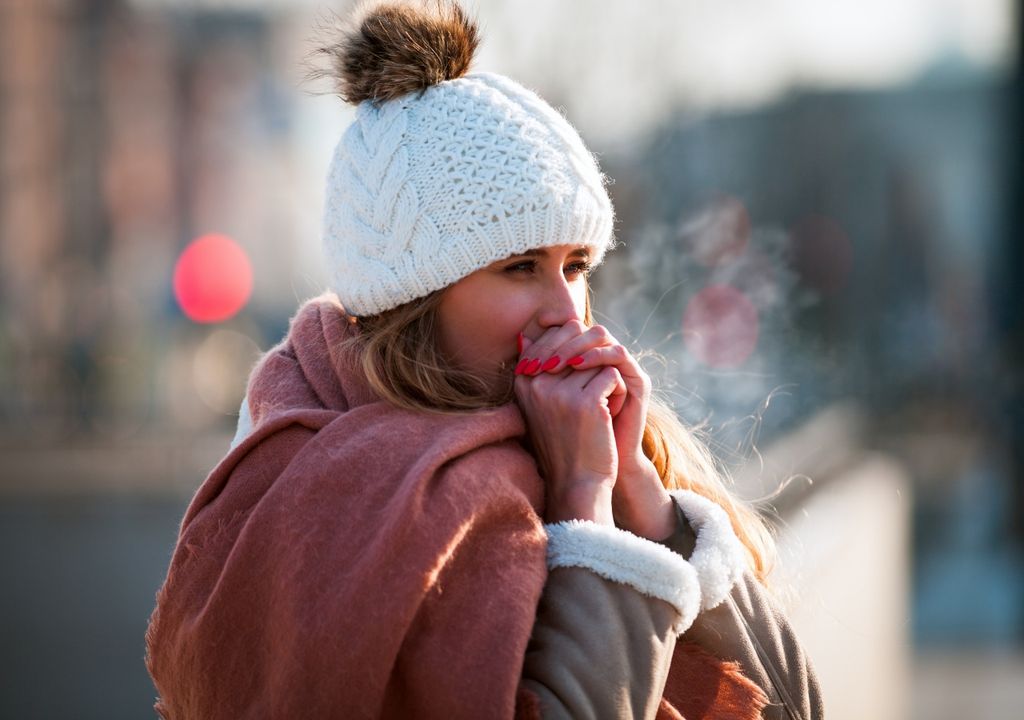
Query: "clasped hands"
512 321 676 541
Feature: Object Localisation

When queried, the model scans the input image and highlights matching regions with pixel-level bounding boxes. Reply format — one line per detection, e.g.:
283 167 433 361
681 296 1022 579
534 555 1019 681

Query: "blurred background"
1 0 1021 717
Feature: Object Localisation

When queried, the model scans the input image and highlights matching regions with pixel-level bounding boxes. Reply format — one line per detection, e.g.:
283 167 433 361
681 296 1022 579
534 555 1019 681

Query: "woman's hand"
513 322 624 527
518 324 676 541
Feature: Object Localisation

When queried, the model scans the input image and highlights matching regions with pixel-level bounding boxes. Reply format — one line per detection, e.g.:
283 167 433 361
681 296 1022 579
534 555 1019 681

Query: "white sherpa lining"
668 490 747 611
229 395 254 451
544 520 700 634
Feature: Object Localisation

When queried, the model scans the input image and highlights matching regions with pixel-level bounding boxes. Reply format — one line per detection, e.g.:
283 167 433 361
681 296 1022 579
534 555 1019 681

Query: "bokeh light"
193 329 262 415
172 233 253 323
682 284 760 368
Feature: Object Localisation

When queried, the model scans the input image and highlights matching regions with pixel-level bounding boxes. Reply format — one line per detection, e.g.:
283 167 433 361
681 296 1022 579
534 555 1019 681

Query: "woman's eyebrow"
516 247 591 259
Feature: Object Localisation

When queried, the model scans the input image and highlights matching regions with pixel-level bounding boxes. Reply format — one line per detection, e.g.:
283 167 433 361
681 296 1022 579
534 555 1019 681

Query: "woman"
145 2 823 718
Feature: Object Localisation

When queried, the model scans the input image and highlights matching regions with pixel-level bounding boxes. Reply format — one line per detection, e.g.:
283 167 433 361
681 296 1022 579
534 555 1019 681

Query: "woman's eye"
567 261 593 277
504 261 593 277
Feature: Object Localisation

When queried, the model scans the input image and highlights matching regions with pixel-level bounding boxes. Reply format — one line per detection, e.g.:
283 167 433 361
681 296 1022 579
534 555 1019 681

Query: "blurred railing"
740 403 912 720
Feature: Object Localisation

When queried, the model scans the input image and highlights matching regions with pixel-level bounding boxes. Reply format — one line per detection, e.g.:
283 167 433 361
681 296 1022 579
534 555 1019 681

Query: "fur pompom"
309 0 481 106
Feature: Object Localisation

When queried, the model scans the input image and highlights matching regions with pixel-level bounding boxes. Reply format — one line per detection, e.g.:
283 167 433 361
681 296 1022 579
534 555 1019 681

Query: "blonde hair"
334 286 777 583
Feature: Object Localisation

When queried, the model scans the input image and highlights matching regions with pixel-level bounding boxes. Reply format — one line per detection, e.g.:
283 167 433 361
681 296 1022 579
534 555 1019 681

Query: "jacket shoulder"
685 570 825 720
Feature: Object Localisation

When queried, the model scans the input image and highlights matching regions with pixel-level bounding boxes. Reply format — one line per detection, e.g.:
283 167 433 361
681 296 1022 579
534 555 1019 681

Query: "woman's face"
437 243 593 391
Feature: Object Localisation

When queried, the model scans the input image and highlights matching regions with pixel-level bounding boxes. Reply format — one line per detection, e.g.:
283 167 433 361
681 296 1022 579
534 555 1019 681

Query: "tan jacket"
521 496 824 719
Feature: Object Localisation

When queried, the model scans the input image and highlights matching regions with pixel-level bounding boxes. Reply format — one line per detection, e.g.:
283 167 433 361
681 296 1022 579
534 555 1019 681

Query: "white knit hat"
315 0 617 316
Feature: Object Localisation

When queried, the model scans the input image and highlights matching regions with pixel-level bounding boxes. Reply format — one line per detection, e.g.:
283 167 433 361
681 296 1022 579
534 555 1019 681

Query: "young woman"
145 2 823 718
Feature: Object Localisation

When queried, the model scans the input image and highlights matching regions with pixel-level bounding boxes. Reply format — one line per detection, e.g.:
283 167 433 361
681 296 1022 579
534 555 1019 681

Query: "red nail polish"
526 359 542 375
567 355 585 366
517 332 523 355
514 358 530 375
541 356 559 371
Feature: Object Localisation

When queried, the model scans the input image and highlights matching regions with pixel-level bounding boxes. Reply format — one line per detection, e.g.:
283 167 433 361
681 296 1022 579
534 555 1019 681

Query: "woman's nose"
536 274 584 329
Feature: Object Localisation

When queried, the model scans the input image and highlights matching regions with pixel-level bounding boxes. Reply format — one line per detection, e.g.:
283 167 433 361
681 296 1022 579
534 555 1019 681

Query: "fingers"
584 366 626 410
565 344 638 377
516 319 586 374
605 367 627 417
517 322 615 376
517 364 626 414
515 323 645 402
566 343 630 370
563 343 650 395
515 323 648 415
515 364 600 396
519 325 647 392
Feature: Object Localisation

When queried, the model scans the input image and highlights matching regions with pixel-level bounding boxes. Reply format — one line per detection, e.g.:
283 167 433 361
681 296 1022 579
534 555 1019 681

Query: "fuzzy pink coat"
144 293 764 719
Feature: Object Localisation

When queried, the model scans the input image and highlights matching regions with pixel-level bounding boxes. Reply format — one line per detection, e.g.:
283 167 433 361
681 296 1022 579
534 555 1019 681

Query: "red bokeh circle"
173 233 253 323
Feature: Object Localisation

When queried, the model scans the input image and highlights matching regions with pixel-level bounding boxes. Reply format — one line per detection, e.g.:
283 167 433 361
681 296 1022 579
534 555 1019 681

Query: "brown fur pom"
308 0 481 106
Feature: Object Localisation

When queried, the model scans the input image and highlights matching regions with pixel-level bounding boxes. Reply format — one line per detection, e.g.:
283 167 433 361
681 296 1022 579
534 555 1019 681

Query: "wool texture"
145 292 549 719
323 69 617 316
545 520 701 634
657 642 770 720
145 292 755 719
314 1 617 317
669 489 748 611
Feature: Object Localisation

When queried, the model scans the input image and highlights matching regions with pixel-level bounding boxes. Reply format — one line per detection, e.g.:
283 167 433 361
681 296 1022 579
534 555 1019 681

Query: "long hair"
333 285 777 583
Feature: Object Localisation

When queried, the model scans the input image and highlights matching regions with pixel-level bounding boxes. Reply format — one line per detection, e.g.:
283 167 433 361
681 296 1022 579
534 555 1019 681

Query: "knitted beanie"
315 0 617 317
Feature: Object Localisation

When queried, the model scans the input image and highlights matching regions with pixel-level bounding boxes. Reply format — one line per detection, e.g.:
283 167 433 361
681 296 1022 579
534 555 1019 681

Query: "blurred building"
0 0 327 444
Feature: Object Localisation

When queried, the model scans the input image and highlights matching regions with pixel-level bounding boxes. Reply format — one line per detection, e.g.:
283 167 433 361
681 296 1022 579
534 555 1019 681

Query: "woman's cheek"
469 312 515 369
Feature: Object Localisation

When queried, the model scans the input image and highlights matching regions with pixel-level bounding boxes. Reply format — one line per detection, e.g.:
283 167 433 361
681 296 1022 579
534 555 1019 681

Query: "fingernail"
517 332 523 355
541 356 560 372
526 359 542 375
567 355 585 366
514 358 530 375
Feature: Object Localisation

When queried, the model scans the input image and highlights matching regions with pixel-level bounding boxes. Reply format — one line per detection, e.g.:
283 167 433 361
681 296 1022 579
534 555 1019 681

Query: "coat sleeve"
658 492 826 720
519 516 700 720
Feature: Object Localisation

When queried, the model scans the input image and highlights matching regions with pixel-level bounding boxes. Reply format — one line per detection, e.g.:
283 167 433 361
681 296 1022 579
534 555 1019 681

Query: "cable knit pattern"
669 490 748 611
545 520 701 634
323 71 617 315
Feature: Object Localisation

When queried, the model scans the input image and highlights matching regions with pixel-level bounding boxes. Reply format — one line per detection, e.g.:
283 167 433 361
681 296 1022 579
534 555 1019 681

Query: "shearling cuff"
544 520 701 634
229 395 254 451
668 490 747 611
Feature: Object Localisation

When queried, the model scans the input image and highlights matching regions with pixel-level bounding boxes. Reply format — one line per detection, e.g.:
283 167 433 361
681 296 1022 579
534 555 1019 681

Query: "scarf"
144 292 765 719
